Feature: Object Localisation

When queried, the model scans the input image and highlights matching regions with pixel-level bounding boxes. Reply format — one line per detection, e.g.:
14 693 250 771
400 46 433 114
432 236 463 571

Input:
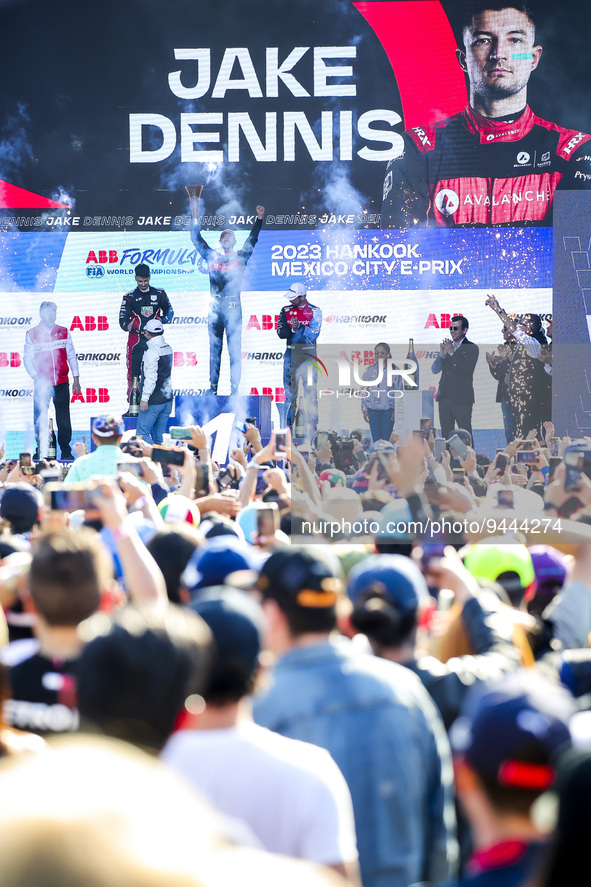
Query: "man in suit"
431 315 479 441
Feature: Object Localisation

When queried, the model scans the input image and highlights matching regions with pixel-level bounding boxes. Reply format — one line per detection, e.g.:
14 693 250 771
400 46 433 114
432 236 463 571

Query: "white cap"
285 282 307 301
144 319 164 334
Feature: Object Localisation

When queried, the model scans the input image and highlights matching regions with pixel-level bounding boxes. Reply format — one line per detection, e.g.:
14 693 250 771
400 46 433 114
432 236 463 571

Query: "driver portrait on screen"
381 1 591 227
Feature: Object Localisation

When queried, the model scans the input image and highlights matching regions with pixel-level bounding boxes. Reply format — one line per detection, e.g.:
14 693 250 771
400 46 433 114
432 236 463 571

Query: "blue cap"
181 536 257 594
451 671 574 790
190 587 263 676
347 554 428 614
92 414 125 438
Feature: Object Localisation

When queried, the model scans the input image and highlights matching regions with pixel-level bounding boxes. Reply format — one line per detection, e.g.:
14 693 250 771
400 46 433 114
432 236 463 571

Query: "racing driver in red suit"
381 2 591 228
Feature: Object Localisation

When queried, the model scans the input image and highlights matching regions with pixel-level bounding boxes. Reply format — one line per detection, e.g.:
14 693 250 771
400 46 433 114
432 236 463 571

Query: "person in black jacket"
118 264 173 400
190 205 264 395
346 551 521 732
431 316 479 441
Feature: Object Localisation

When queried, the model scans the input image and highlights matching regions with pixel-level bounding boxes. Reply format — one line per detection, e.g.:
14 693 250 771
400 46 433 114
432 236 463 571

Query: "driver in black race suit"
190 205 264 395
381 2 591 227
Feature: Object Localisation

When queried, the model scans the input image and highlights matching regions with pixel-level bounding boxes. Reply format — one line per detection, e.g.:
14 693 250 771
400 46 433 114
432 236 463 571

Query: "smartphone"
117 461 143 477
235 421 248 434
548 456 561 479
452 467 465 483
316 432 329 449
517 450 539 463
447 434 467 461
495 453 508 472
550 437 560 457
194 463 210 497
433 438 446 462
420 418 431 439
39 469 62 484
151 446 185 467
274 429 288 459
216 466 237 490
497 489 514 508
564 452 584 492
521 439 537 450
256 504 279 538
19 452 34 476
245 417 257 427
45 482 101 515
362 437 371 450
169 426 193 440
420 543 447 570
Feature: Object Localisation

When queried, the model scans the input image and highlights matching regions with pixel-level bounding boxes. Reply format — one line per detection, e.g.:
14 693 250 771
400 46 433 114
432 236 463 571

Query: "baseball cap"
451 671 573 791
0 484 43 534
144 319 164 334
257 547 343 608
181 536 258 595
285 282 307 301
347 553 428 613
368 439 395 454
190 587 264 683
318 468 347 488
463 542 535 605
158 495 200 527
92 414 125 438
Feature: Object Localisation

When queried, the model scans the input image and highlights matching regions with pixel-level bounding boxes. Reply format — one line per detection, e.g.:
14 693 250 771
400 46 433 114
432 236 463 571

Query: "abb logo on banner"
246 315 280 331
174 353 198 366
424 313 463 329
86 251 119 264
0 353 22 367
249 387 286 403
70 316 109 331
71 388 110 404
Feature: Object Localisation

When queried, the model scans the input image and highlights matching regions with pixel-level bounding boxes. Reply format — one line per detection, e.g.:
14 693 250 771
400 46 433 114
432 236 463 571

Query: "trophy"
185 184 203 220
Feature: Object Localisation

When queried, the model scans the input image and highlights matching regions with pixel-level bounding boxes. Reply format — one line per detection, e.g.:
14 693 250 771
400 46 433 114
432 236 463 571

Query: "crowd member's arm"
188 425 215 493
94 480 167 610
244 422 263 456
292 448 322 509
133 457 169 505
178 447 197 500
542 543 591 652
237 432 278 507
117 472 164 528
415 552 522 729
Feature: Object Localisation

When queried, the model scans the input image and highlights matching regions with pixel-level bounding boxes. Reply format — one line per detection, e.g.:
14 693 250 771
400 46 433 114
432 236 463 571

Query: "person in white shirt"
162 587 359 881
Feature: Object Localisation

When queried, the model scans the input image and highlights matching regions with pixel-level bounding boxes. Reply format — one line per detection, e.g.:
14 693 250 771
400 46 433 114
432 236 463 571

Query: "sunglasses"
449 325 462 330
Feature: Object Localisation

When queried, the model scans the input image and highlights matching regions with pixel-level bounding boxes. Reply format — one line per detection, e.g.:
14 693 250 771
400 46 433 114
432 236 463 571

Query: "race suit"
191 217 262 394
23 322 79 459
277 301 322 438
118 285 173 397
381 104 591 227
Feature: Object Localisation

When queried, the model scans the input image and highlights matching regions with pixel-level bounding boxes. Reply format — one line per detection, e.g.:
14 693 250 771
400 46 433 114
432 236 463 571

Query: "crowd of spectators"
1 411 591 886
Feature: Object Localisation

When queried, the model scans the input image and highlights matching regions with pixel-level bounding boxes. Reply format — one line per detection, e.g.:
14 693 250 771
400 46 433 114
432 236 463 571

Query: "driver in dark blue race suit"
381 3 591 227
190 205 264 395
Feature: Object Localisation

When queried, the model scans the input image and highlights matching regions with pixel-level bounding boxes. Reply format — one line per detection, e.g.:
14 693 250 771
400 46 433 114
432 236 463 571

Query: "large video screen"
0 0 588 453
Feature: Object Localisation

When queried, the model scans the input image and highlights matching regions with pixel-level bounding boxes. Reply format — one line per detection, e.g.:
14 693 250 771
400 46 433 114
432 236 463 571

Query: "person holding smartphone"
361 343 402 443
